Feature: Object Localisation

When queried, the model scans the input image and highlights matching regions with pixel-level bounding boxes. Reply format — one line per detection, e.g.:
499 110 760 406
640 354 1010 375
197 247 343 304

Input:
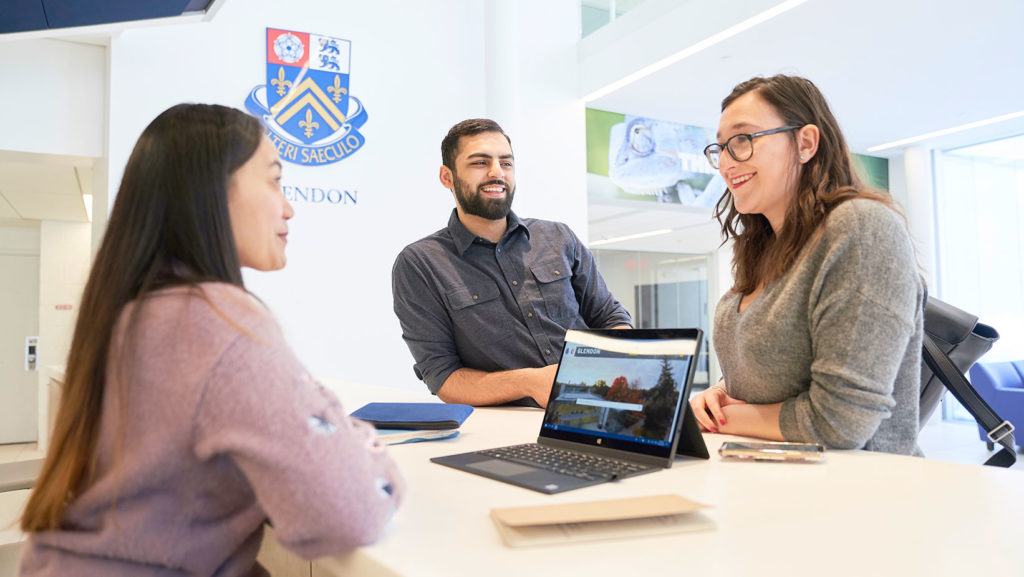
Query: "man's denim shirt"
392 209 632 398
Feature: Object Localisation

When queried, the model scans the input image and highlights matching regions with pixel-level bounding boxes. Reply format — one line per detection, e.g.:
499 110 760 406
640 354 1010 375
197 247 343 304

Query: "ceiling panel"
0 152 93 222
0 162 82 197
0 193 21 220
0 0 49 34
584 0 1024 157
2 190 87 222
44 0 191 30
0 0 205 34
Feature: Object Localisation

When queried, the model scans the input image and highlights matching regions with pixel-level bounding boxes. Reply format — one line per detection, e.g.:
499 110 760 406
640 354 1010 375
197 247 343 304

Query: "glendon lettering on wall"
282 185 357 205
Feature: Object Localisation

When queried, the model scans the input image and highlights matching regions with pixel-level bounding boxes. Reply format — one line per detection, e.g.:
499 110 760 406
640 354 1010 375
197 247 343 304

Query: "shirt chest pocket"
444 282 514 330
530 257 578 322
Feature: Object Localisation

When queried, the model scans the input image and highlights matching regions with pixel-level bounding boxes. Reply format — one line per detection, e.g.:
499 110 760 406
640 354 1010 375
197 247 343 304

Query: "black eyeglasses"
703 125 802 169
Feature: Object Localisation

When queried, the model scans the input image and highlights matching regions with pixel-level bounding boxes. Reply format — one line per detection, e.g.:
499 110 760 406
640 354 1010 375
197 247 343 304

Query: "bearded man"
391 119 632 408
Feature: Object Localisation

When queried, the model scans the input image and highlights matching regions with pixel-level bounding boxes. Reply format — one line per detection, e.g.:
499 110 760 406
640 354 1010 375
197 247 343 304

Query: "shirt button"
554 270 560 275
512 280 518 286
472 295 478 300
545 349 551 354
527 312 533 318
497 248 501 253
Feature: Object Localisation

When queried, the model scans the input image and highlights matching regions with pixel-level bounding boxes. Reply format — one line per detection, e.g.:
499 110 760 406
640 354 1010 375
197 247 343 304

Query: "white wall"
0 39 105 157
0 223 39 254
36 221 92 373
36 220 92 446
0 224 40 442
498 0 588 234
901 147 938 289
105 0 585 391
887 154 908 211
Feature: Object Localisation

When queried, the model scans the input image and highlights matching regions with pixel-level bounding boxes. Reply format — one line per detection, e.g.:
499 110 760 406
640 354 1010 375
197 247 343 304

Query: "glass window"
934 135 1024 363
933 133 1024 420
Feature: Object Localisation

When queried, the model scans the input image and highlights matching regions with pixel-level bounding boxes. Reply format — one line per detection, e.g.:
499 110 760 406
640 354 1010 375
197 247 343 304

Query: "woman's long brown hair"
21 104 261 532
713 75 897 294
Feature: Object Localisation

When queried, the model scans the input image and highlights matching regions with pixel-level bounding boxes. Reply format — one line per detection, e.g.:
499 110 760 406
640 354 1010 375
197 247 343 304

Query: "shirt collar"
447 209 530 255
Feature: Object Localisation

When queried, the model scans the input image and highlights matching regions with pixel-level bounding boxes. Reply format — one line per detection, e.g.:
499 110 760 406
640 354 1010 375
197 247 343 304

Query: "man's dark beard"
453 173 515 220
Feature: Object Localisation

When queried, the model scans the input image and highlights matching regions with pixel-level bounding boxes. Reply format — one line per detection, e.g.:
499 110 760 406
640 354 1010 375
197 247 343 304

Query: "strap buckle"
986 420 1015 444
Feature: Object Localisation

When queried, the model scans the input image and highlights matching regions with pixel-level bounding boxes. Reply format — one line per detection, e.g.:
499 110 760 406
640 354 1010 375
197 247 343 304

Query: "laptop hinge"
538 436 668 468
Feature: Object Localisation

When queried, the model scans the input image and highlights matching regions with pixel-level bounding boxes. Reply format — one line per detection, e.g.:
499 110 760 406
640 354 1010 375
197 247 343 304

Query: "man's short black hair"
441 119 512 171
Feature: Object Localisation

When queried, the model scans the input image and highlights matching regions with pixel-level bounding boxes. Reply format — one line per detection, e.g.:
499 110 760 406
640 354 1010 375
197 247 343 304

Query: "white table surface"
304 379 1024 577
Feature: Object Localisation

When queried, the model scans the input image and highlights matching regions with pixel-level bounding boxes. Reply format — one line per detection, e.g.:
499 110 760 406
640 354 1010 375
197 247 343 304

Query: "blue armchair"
968 361 1023 450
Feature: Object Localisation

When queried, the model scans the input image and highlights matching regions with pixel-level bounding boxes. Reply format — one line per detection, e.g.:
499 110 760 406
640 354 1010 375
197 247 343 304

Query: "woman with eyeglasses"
690 75 924 455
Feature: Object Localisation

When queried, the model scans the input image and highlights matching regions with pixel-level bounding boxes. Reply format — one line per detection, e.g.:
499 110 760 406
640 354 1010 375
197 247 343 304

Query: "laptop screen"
539 328 702 460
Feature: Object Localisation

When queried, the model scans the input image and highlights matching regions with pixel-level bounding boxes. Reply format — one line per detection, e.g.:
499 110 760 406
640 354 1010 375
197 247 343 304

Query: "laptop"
431 328 709 494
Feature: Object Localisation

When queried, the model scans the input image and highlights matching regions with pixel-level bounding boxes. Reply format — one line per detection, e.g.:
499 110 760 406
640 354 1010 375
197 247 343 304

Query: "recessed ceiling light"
82 193 93 222
867 109 1024 152
582 0 810 102
590 228 673 246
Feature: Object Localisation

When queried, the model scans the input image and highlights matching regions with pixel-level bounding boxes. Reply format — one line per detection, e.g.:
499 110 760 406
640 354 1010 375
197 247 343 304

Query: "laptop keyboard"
479 443 649 481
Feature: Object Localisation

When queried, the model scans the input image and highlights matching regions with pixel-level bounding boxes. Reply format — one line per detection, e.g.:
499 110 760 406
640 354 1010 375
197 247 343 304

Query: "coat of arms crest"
246 28 368 166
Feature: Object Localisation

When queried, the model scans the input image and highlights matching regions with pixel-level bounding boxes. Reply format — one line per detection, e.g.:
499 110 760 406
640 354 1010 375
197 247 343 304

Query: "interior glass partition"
934 133 1024 421
592 249 712 387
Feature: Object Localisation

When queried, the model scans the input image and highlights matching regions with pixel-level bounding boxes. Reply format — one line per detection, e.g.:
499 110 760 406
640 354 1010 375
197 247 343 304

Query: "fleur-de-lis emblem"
298 108 319 138
270 67 292 97
327 75 348 104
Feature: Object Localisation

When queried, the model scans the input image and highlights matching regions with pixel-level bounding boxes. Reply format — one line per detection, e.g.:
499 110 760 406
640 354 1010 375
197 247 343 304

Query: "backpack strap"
922 335 1016 467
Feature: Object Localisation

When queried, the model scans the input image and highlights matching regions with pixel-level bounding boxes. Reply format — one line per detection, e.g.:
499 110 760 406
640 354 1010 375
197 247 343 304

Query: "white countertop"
299 379 1024 577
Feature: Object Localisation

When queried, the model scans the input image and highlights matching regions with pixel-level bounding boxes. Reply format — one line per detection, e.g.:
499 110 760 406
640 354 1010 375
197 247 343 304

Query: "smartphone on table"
718 440 825 462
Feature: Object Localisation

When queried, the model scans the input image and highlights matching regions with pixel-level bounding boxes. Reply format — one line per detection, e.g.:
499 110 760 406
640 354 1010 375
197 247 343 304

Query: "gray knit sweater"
714 198 924 455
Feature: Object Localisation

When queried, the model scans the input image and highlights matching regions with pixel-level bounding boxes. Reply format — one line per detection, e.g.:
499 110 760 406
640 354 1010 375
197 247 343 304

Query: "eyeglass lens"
705 134 754 169
725 134 754 163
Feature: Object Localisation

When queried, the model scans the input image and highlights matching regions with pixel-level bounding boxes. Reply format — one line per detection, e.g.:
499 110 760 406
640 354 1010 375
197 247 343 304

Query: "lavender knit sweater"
20 283 403 576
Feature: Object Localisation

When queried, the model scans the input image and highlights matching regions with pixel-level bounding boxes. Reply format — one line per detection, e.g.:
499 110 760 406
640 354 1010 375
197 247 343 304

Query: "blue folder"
350 402 474 430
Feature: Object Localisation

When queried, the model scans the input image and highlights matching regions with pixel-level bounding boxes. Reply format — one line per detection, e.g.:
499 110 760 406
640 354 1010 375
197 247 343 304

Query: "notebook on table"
431 328 708 494
350 402 474 445
350 402 473 429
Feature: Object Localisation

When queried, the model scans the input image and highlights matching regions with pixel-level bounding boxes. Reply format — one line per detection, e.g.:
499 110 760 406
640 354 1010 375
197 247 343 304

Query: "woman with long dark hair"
20 103 403 574
690 75 924 455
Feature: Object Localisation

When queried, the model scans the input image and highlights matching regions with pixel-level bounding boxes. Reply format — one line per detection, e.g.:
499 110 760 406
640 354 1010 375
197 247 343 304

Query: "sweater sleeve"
192 313 404 559
778 201 921 449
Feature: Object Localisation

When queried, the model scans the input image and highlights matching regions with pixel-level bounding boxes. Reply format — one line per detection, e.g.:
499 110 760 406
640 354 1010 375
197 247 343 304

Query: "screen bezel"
538 328 704 462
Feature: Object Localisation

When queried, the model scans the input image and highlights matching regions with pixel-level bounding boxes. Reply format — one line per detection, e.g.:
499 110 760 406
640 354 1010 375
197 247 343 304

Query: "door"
0 254 40 443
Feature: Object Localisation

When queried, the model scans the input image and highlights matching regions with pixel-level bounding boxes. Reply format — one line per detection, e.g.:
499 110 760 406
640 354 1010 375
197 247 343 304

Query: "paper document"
491 494 714 547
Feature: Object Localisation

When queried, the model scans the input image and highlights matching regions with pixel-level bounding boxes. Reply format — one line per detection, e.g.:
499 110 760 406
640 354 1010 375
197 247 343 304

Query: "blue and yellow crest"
245 28 367 166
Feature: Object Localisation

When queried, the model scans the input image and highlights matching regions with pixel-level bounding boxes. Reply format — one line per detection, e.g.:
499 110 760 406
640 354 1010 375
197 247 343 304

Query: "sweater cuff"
778 397 801 441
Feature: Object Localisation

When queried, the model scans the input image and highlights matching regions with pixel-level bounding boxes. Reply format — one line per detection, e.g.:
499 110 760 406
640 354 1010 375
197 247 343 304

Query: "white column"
484 0 522 136
36 221 92 449
903 146 938 290
91 160 108 257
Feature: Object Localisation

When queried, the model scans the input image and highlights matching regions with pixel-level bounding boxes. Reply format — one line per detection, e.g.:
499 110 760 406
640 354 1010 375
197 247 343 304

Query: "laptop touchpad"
467 459 536 476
